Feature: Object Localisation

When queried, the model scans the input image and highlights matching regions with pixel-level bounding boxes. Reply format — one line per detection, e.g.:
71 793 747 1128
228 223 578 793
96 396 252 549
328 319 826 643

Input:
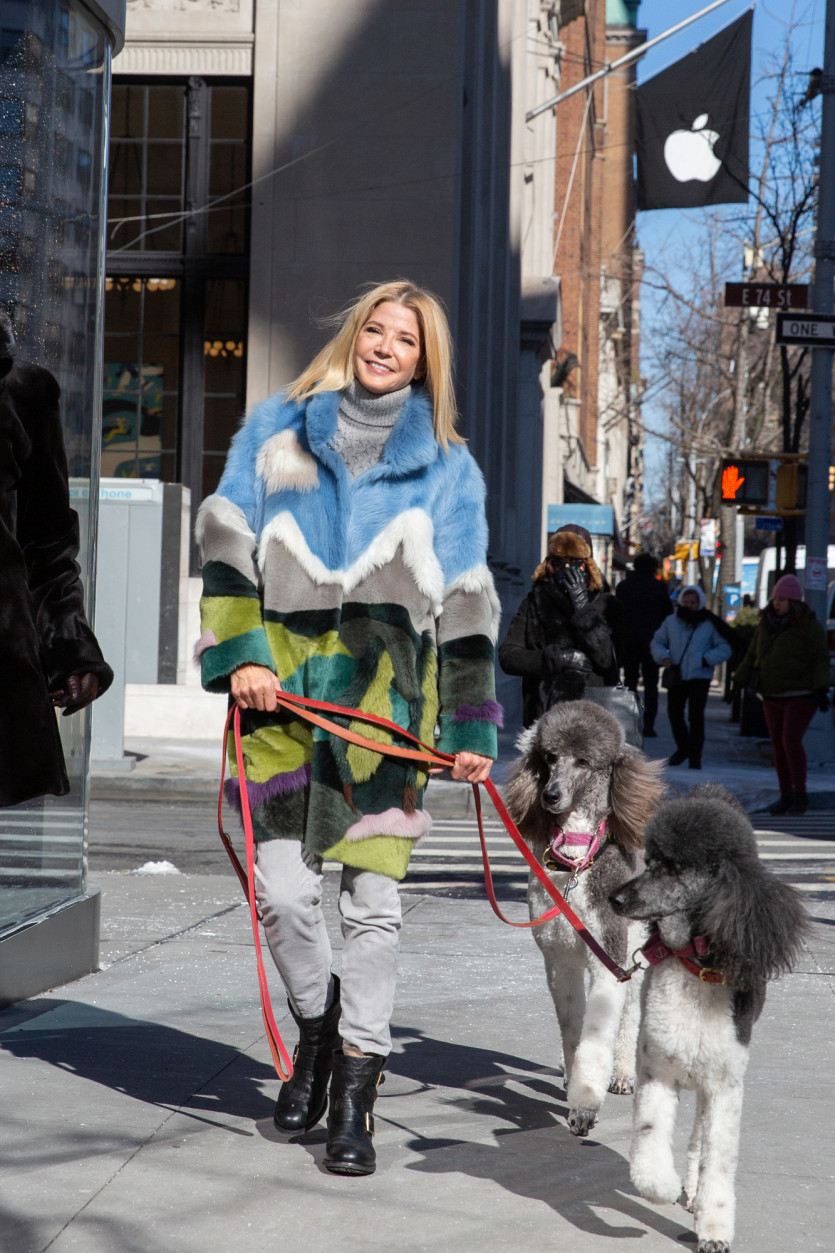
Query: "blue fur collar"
305 386 440 477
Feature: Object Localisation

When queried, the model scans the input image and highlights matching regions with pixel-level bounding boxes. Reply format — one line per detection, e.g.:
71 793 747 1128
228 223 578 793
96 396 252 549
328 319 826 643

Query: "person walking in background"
734 574 830 815
614 552 671 737
197 280 498 1176
498 526 622 727
651 584 732 770
0 312 112 809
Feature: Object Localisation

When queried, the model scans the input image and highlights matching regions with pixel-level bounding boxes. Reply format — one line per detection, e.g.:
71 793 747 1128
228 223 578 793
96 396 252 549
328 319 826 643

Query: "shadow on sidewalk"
277 1024 694 1244
390 1026 692 1244
0 997 275 1128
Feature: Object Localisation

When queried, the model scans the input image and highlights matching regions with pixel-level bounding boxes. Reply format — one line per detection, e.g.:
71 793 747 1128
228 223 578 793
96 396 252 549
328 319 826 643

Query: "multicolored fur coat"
197 386 502 879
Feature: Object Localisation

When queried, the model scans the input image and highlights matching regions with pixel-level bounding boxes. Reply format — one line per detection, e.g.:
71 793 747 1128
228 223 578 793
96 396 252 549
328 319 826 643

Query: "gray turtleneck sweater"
331 379 411 479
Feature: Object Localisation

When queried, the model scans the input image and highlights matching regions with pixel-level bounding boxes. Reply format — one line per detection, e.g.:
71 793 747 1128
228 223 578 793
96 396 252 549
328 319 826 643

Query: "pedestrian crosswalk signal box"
720 459 770 505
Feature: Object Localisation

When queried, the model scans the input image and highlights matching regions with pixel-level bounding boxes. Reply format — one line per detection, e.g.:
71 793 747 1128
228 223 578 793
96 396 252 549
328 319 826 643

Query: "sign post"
801 0 835 617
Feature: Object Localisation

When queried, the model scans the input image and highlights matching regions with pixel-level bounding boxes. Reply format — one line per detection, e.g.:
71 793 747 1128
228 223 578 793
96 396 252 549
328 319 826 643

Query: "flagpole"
525 0 739 122
803 0 835 623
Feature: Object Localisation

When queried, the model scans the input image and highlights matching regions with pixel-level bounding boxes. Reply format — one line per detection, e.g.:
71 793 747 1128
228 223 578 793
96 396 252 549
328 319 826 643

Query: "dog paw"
568 1107 597 1137
631 1164 682 1206
608 1074 634 1095
697 1242 730 1253
682 1193 696 1214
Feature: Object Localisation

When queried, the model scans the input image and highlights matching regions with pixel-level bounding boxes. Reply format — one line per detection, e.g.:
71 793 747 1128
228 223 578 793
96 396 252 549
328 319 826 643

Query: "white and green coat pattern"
197 387 501 880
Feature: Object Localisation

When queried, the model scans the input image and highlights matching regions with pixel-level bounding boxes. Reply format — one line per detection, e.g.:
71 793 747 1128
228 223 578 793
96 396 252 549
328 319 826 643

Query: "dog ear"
503 754 552 848
700 861 809 988
608 749 666 851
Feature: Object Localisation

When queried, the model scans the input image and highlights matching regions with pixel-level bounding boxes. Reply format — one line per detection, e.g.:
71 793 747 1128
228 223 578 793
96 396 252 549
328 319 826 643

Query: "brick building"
548 0 645 556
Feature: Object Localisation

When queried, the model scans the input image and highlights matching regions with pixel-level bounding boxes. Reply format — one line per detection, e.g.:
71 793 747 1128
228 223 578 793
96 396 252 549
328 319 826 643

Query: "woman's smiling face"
352 301 422 394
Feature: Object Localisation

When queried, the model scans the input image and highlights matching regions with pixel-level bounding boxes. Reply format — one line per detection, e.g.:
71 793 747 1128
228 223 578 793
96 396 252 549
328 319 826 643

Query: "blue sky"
633 0 826 490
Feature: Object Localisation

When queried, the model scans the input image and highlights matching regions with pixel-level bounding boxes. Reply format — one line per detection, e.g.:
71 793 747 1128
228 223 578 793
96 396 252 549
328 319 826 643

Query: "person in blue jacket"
650 584 732 769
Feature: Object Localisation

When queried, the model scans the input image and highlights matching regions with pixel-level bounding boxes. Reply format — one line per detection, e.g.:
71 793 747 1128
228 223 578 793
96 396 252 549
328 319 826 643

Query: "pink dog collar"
546 821 607 874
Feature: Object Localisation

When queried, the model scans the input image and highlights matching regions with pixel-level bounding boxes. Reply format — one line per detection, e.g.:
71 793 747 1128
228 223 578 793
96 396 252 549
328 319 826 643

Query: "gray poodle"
610 785 807 1253
504 700 665 1136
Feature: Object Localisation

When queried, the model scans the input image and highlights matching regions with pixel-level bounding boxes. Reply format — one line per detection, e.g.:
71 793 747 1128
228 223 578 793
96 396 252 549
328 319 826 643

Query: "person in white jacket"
650 585 732 769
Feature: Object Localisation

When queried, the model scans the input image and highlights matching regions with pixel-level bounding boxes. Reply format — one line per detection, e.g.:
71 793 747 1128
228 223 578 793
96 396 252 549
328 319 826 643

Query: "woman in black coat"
0 313 112 808
499 527 622 727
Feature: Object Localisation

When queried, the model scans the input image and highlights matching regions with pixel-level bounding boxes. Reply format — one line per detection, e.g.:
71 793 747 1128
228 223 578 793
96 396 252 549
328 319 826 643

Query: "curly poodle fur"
610 784 807 1253
503 700 665 1137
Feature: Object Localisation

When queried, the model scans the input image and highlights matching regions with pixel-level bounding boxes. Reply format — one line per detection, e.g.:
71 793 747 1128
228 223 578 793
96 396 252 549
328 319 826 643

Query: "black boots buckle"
323 1051 386 1176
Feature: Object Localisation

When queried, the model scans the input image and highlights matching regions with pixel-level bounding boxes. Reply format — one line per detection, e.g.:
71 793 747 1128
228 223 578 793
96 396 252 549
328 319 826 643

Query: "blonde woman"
196 281 500 1175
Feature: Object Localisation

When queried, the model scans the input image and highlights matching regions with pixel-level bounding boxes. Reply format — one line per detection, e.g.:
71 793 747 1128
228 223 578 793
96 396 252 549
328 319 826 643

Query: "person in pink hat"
734 573 831 814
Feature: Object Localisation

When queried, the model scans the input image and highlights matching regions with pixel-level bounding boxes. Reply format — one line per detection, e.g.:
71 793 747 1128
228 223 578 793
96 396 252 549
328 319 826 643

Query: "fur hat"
772 573 803 602
533 526 603 589
0 311 16 361
678 583 705 609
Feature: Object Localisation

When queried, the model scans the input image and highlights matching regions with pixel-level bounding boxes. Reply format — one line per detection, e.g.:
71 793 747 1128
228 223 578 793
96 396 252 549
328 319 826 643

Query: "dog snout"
609 887 625 913
541 786 562 812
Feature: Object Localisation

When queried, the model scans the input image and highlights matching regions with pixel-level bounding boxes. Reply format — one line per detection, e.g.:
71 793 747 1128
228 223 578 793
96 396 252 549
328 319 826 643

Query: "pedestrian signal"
720 459 770 505
774 463 807 510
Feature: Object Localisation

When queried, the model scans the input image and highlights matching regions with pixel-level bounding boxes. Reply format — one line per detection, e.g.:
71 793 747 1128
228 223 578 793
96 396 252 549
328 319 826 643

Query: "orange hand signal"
722 464 745 500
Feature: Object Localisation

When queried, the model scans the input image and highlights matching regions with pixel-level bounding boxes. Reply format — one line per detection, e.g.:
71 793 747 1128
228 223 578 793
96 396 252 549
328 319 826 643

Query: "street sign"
805 556 828 592
775 312 835 346
724 585 741 618
755 516 783 531
699 517 717 557
724 282 808 309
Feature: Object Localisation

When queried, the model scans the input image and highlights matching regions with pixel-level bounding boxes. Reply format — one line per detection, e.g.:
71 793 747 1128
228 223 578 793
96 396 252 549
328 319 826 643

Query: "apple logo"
663 113 722 183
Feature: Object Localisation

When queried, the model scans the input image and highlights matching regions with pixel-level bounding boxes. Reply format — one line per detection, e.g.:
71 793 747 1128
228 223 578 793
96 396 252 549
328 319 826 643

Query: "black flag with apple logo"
635 9 752 211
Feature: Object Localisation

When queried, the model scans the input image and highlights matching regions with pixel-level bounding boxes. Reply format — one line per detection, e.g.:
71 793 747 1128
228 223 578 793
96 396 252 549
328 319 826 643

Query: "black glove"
562 648 593 675
561 564 590 612
814 689 831 713
542 643 563 674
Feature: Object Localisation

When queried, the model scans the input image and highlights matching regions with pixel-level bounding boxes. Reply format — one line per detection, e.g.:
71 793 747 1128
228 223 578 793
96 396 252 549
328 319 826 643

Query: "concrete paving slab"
2 871 833 1253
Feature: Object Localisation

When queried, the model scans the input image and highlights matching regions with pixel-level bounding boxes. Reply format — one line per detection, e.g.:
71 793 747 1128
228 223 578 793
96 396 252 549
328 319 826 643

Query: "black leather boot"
274 976 341 1135
323 1051 386 1176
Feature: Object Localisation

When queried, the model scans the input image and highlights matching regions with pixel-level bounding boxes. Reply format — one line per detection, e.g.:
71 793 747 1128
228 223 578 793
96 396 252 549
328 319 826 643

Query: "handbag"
660 627 695 691
583 684 644 749
661 663 682 690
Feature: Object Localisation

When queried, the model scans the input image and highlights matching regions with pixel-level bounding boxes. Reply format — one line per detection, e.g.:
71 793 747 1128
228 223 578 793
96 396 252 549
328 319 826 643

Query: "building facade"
103 0 640 727
547 0 645 567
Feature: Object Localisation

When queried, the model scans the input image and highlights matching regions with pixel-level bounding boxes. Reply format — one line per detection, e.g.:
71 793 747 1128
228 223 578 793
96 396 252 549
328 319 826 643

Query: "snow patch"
133 860 181 875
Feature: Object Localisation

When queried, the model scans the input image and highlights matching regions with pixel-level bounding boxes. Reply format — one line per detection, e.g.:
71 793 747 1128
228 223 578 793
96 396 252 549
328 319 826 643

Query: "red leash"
217 691 632 1078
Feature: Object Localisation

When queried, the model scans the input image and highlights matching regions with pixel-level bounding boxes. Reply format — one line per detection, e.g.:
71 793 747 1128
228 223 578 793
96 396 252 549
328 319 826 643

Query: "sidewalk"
1 862 833 1252
91 685 835 815
2 690 832 1251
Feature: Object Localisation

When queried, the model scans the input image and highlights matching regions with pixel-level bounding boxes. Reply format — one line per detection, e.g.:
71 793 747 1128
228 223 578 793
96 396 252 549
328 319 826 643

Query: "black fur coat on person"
0 315 113 807
498 531 623 727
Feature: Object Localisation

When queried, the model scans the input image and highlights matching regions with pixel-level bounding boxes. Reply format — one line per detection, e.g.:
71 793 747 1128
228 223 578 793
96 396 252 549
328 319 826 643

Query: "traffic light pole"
805 0 835 622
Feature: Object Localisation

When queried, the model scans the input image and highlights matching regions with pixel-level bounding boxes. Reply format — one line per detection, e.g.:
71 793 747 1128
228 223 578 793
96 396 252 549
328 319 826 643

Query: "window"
103 277 180 481
105 79 250 567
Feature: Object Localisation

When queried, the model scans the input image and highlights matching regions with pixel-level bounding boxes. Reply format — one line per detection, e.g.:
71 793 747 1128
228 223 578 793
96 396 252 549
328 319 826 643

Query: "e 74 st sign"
724 282 808 309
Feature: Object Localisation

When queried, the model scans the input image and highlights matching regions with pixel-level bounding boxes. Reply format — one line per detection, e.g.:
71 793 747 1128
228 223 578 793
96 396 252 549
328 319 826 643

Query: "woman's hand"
230 664 280 712
430 752 493 784
659 657 673 669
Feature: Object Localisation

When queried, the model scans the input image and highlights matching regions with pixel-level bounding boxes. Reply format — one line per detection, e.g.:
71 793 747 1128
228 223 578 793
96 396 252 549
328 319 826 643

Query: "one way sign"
775 312 835 346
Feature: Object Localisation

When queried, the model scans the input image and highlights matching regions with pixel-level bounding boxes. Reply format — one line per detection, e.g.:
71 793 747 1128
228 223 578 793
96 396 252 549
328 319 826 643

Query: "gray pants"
255 839 402 1056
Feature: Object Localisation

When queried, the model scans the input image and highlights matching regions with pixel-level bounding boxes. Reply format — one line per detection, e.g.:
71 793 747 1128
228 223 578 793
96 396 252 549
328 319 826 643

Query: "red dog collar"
640 930 726 985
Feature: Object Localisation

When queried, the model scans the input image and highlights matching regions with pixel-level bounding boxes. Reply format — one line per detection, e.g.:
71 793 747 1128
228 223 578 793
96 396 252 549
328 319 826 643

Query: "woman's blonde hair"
285 280 463 448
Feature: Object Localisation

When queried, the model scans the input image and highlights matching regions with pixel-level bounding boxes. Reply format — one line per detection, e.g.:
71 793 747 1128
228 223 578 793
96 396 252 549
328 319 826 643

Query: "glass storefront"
0 2 113 937
104 79 249 564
